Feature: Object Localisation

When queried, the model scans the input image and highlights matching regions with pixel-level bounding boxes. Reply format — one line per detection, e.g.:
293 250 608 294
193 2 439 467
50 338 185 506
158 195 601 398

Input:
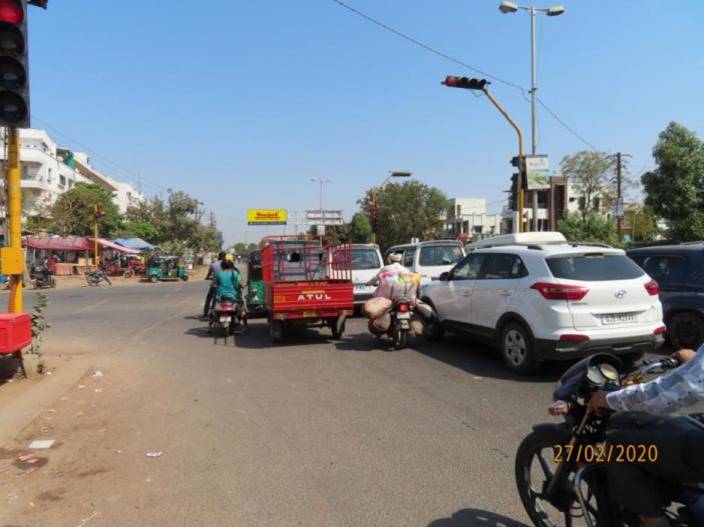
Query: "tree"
50 183 121 237
623 205 659 243
560 151 622 218
359 181 448 249
642 122 704 242
348 212 372 243
117 220 161 242
126 189 220 251
557 212 619 246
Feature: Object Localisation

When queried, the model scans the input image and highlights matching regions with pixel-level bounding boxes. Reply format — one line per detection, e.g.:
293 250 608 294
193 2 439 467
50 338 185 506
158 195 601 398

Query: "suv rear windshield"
547 254 645 281
419 245 463 267
352 248 381 270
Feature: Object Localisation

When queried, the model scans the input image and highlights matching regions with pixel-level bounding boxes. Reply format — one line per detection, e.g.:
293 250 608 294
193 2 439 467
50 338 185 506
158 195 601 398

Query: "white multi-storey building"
0 128 145 220
445 197 503 240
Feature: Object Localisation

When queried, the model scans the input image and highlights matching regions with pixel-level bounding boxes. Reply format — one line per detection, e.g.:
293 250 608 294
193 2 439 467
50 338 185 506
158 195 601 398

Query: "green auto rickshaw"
146 255 189 283
245 250 265 317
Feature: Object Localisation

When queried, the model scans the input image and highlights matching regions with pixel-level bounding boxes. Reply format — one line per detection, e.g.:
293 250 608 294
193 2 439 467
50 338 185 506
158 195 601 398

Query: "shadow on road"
412 334 563 383
427 508 529 527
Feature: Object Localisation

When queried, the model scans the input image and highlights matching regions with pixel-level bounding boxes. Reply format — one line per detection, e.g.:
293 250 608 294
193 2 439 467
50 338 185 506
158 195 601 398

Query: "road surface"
0 281 574 526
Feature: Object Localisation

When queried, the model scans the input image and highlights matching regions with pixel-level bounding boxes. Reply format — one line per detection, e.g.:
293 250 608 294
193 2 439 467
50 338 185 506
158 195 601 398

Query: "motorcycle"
209 294 246 339
31 261 56 289
515 353 704 526
85 268 112 287
368 297 421 350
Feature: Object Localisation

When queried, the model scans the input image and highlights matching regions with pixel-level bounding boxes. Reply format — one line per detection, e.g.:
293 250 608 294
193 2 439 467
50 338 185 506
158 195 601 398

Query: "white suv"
422 234 665 373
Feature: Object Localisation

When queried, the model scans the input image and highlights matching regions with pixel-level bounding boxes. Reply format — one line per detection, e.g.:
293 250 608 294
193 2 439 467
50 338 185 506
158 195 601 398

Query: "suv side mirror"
439 272 450 281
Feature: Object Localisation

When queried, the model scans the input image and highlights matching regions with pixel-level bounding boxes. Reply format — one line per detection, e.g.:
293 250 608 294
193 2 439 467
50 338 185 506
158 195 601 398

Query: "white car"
422 233 665 373
385 240 465 286
351 244 384 307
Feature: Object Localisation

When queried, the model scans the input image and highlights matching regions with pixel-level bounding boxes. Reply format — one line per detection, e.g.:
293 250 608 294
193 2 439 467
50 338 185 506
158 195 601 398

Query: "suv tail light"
644 279 660 296
653 326 667 335
530 282 589 301
559 334 590 343
397 303 410 313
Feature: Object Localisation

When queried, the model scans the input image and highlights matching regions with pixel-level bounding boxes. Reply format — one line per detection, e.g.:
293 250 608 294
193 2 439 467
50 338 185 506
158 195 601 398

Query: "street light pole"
311 178 331 232
530 6 537 155
370 171 412 244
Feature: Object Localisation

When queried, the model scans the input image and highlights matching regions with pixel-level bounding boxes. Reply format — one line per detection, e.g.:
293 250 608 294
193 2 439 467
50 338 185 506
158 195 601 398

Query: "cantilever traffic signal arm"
27 1 48 8
442 76 489 91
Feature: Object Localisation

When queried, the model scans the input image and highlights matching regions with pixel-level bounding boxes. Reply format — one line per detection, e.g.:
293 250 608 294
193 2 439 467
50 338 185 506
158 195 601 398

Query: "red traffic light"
442 76 488 91
0 0 23 24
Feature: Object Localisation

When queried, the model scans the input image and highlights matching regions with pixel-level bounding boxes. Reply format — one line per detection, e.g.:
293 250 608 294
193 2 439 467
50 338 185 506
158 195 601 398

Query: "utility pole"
93 205 99 267
310 178 331 233
7 128 23 313
616 152 622 237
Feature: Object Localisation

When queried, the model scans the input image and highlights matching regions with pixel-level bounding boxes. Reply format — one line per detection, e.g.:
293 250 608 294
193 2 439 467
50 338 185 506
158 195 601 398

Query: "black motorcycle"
31 261 56 289
515 353 704 526
85 268 112 287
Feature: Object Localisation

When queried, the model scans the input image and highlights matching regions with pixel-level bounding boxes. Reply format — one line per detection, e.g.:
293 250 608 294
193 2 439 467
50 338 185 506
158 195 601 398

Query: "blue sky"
28 1 704 244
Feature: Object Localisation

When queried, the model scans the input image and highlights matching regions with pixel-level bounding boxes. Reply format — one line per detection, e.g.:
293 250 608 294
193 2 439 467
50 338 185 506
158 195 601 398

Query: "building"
445 198 503 240
501 176 586 233
0 128 145 220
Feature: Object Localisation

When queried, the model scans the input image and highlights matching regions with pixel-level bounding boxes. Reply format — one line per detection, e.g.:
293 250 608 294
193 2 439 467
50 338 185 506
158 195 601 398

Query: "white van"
385 240 465 285
351 243 384 306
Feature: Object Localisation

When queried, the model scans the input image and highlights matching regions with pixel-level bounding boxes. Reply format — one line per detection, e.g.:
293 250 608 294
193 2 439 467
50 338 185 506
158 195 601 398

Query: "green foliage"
560 151 625 217
50 183 122 237
642 122 704 242
624 206 660 243
348 212 373 243
557 212 619 246
30 292 50 358
117 220 161 242
359 181 448 250
231 243 259 256
126 189 220 251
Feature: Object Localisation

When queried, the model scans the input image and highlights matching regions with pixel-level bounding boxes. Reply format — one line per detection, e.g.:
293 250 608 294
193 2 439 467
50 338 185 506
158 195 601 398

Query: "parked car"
422 233 665 373
627 243 704 350
350 243 383 308
385 240 465 286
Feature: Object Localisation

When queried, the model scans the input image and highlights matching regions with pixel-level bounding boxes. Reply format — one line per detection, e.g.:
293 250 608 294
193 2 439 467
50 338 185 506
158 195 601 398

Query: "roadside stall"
24 236 90 276
88 238 142 277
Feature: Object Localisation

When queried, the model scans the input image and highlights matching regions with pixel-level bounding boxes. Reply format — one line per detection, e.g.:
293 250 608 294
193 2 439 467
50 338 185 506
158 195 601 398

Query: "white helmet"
388 253 402 264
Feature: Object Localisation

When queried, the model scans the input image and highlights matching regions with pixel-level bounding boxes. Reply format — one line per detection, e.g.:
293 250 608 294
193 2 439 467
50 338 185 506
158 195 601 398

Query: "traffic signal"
442 76 488 90
0 0 30 127
509 173 519 211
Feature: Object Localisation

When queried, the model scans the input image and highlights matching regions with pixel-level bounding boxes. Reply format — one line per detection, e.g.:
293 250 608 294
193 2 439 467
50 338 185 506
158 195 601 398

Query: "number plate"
396 312 411 320
220 317 231 323
303 310 318 318
354 285 374 293
601 312 637 325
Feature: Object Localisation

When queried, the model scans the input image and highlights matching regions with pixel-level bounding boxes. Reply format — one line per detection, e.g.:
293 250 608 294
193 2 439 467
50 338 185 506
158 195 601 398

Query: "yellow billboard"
247 209 287 225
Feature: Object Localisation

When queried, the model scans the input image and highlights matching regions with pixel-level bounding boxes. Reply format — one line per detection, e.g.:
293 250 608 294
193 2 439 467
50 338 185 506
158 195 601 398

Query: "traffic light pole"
93 205 99 267
7 127 23 313
481 88 526 232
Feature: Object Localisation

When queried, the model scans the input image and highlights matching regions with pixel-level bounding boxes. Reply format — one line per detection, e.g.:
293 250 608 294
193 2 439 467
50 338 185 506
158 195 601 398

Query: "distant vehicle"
422 233 665 373
146 255 189 283
385 240 465 285
350 243 383 307
244 250 266 318
627 243 704 350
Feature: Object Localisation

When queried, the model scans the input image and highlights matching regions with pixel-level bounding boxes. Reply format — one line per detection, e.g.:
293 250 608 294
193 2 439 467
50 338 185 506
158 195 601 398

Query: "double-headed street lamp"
371 171 412 244
311 177 332 230
499 1 565 156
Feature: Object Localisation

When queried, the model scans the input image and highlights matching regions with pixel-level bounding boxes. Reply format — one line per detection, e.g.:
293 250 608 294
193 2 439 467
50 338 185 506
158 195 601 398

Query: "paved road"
0 282 571 526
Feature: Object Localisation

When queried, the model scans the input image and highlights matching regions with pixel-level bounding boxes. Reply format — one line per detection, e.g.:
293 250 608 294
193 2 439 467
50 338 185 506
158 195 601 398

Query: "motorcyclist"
366 253 410 298
587 346 704 527
203 251 226 317
214 260 241 302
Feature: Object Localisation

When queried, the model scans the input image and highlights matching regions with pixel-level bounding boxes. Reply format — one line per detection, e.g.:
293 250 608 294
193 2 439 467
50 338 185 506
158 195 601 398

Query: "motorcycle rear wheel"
515 429 614 527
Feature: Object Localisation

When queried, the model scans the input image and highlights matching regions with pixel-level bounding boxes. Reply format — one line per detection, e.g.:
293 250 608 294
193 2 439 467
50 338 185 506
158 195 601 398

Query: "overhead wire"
327 0 599 151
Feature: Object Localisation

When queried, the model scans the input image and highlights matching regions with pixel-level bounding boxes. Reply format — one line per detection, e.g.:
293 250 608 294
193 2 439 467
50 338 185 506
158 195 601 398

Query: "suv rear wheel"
499 322 539 374
669 312 704 351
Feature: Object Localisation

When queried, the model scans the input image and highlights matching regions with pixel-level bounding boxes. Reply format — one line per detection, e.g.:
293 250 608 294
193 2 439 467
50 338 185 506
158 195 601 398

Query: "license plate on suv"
601 312 637 325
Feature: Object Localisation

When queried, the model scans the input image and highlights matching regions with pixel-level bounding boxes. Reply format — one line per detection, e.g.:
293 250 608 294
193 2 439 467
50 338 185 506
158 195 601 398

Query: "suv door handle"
461 291 472 297
499 290 512 297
